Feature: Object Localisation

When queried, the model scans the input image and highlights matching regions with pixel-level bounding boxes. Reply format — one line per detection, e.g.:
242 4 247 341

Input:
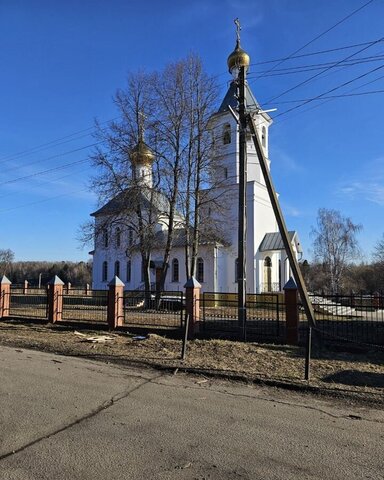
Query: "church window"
235 258 238 282
114 261 120 278
128 227 134 246
172 259 179 282
126 260 131 283
223 124 231 145
116 227 121 247
197 258 204 283
103 230 108 248
262 126 266 148
102 261 108 282
224 167 228 179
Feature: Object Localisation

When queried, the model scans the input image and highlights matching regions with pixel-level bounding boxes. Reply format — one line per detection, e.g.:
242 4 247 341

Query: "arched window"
261 126 266 148
197 257 204 283
103 230 108 248
235 258 238 282
128 227 134 246
102 261 108 282
126 260 131 282
224 167 228 179
223 124 231 145
172 258 179 282
114 261 120 278
116 227 121 247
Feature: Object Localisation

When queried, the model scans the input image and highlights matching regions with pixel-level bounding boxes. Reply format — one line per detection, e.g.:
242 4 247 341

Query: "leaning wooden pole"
247 113 316 328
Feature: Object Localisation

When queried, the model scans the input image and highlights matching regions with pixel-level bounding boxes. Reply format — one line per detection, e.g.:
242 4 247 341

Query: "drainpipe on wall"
213 245 218 292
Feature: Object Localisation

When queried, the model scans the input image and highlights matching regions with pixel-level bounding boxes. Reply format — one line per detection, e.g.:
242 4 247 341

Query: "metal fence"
200 292 284 341
61 289 108 323
9 286 48 319
308 293 384 346
123 290 184 329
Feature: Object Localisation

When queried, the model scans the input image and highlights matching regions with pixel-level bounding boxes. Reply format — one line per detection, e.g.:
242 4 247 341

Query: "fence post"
66 282 71 295
47 275 64 323
85 283 90 296
0 275 11 318
108 276 125 329
184 277 201 338
23 280 29 295
284 277 299 345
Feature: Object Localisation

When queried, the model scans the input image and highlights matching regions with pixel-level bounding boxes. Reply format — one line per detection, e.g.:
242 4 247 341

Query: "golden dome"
227 39 250 74
130 139 155 166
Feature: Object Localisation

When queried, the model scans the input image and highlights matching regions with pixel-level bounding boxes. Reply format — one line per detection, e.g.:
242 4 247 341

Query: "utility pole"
237 64 247 341
228 18 250 341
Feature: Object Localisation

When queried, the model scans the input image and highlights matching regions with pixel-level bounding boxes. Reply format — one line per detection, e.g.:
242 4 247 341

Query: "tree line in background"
0 254 92 287
1 212 382 295
301 208 384 294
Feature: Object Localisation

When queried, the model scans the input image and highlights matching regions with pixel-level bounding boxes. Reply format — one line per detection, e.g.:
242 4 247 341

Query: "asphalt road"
1 346 383 480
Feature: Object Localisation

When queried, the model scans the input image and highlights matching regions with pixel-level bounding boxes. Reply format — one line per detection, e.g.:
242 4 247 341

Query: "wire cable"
257 0 376 79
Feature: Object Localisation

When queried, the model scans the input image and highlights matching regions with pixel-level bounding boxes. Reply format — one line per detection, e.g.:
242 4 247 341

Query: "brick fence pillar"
284 277 299 345
108 276 125 329
23 280 29 295
184 277 201 338
0 275 11 318
47 275 64 323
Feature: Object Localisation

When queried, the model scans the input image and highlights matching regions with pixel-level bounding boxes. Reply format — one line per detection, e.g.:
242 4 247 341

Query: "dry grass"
0 319 383 400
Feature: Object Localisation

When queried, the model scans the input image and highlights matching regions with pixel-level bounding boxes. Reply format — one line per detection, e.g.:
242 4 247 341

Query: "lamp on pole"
227 19 250 341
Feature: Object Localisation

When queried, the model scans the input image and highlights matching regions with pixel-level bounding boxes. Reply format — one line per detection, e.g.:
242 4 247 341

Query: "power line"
0 189 90 214
247 53 384 79
264 36 384 104
0 158 90 186
0 142 102 174
269 72 384 125
0 117 120 164
266 88 384 105
249 38 384 66
257 0 376 79
273 62 384 118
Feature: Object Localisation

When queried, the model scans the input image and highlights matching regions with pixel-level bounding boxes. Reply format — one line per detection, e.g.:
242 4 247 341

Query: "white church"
90 36 301 293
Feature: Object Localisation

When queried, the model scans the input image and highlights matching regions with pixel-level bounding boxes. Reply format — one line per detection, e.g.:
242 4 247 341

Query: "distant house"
90 39 301 293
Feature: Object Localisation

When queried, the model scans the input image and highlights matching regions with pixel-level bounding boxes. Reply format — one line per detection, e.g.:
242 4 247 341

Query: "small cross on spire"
234 18 241 44
138 111 146 141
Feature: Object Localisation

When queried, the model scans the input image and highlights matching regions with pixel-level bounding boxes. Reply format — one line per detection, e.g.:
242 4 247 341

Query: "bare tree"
311 208 362 293
83 56 220 301
0 249 14 276
373 234 384 264
83 71 161 304
151 55 218 283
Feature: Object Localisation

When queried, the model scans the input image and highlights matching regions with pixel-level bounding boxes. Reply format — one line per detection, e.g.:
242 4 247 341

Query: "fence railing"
123 290 185 329
61 289 108 323
9 286 48 319
200 292 284 341
308 293 384 346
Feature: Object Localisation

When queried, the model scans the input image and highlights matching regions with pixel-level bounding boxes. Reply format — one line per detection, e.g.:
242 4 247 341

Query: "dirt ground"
0 319 383 403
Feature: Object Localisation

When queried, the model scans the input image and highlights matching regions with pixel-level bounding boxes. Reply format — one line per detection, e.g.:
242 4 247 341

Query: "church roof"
90 188 173 217
217 81 261 114
259 231 302 253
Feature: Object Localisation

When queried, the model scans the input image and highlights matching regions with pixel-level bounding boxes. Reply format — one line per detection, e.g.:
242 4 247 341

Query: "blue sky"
1 0 384 262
